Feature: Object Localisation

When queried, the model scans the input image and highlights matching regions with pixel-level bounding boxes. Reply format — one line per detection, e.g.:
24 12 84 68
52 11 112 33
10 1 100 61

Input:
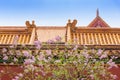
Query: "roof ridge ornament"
96 8 99 17
25 20 36 32
25 20 36 28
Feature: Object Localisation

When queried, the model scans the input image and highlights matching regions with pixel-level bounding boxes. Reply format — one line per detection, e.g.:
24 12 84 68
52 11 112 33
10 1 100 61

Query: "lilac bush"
0 36 119 80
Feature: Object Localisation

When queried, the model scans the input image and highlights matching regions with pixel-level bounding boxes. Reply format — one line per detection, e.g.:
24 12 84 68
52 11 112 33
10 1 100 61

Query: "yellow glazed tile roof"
0 27 31 44
71 28 120 45
0 34 31 44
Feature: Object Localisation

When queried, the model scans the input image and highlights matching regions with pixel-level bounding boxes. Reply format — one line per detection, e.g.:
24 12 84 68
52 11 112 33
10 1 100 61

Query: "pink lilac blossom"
34 40 41 49
32 56 36 61
23 51 31 57
111 56 118 59
73 45 78 50
14 58 18 62
46 50 52 55
18 73 23 77
48 57 51 60
90 74 94 79
110 74 118 79
102 73 105 77
35 72 39 76
41 70 46 76
37 54 44 61
93 59 96 62
34 40 41 45
16 51 21 56
96 49 103 56
9 51 13 55
107 59 118 69
27 64 36 71
3 55 8 60
2 48 7 53
100 53 107 59
14 76 19 80
24 59 35 65
92 49 95 53
55 36 61 42
0 70 4 73
47 39 54 44
3 54 6 56
73 61 77 64
43 58 48 62
82 52 90 59
9 45 14 48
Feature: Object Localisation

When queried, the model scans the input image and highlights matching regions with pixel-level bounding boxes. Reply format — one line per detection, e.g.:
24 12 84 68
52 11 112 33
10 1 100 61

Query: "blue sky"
0 0 120 27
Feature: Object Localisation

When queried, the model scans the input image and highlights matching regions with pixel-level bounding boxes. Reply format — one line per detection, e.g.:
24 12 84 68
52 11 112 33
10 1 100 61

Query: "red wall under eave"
0 65 120 80
108 65 120 80
0 65 23 80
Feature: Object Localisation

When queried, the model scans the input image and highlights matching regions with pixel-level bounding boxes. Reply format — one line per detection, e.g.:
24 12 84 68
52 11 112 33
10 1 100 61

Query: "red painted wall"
0 65 120 80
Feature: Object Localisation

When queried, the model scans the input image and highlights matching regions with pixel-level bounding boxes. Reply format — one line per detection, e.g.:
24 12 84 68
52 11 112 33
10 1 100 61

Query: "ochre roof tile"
71 32 120 45
0 34 31 44
0 27 31 44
